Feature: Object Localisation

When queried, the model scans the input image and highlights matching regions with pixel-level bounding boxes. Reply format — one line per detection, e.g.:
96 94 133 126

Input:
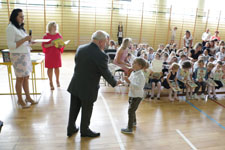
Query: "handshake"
116 76 130 86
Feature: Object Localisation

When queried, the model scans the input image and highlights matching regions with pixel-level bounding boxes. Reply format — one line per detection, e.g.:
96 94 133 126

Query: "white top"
212 68 223 80
183 35 193 47
151 59 163 72
171 30 176 41
128 70 145 98
148 53 155 62
118 32 123 38
201 32 211 41
6 23 31 53
216 51 225 61
108 45 115 49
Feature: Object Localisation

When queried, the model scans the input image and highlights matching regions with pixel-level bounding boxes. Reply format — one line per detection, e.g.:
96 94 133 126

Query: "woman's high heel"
17 101 30 109
50 82 55 90
25 99 38 105
56 81 60 87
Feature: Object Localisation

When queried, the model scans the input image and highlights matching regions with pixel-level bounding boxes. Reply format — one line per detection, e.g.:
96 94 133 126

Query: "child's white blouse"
128 70 145 98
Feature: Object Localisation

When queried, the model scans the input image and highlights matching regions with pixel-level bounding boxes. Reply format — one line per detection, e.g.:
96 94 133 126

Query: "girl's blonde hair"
121 38 131 49
46 21 58 33
170 62 180 70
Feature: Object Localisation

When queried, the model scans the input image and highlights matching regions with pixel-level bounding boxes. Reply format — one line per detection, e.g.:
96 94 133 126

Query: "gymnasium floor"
0 53 225 150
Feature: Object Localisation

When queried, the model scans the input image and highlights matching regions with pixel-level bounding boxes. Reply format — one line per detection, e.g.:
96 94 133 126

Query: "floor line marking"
186 100 225 130
176 129 198 150
210 100 225 108
100 93 125 150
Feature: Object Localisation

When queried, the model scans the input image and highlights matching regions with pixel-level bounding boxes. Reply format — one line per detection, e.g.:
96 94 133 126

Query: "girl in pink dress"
113 38 132 76
42 21 64 90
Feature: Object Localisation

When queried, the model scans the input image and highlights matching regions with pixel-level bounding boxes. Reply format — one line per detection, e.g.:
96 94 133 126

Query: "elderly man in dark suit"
67 30 121 137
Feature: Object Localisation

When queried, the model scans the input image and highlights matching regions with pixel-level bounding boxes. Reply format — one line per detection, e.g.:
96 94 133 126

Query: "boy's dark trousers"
128 97 142 129
194 81 206 94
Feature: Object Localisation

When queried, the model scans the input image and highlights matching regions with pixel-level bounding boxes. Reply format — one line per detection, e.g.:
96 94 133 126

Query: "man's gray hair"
91 30 109 41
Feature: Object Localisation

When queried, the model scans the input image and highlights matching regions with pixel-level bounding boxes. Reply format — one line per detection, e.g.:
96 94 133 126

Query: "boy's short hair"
134 58 146 69
163 52 169 57
197 59 204 64
209 56 215 61
182 60 192 69
180 54 187 58
217 61 223 65
157 49 162 54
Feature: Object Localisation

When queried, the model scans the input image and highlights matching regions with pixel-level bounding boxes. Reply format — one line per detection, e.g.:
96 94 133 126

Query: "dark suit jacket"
68 42 117 103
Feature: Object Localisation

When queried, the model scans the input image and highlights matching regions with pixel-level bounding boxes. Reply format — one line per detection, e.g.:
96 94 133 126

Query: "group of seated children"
125 42 225 102
119 41 225 134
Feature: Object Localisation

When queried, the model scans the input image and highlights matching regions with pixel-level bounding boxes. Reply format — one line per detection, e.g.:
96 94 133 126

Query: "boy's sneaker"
190 95 195 100
193 94 199 100
121 128 133 134
212 95 218 100
208 95 213 100
200 94 205 100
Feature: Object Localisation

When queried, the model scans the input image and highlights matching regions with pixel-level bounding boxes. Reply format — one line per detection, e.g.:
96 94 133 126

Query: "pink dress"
113 48 130 74
42 33 64 68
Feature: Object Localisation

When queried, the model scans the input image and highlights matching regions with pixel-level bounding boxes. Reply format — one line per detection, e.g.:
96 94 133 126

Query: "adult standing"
170 26 177 44
42 21 64 90
211 30 221 41
67 31 121 137
183 30 193 49
201 29 211 46
6 8 38 108
117 22 123 45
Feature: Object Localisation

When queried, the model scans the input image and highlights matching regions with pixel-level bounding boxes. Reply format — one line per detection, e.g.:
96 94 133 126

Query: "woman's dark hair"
10 8 25 31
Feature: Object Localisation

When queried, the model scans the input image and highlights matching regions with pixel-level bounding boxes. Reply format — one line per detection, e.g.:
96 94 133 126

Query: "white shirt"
118 32 123 38
171 30 176 40
183 35 193 47
202 32 211 41
108 45 115 49
6 23 31 53
128 70 145 98
216 51 225 61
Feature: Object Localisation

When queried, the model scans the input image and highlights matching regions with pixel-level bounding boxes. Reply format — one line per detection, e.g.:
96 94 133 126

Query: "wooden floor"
0 53 225 150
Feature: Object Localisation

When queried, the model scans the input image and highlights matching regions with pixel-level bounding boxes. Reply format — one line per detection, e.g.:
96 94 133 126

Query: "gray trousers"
128 97 142 129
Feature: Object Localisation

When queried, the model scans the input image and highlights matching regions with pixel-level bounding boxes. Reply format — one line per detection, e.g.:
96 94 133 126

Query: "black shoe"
67 127 79 137
151 96 155 100
157 97 160 100
81 130 100 137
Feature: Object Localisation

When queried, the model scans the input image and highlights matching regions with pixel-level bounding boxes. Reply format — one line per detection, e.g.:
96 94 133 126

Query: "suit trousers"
67 94 94 134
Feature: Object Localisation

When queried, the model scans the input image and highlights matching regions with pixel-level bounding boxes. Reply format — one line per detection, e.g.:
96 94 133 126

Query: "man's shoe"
121 128 133 134
67 128 79 137
81 130 100 137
